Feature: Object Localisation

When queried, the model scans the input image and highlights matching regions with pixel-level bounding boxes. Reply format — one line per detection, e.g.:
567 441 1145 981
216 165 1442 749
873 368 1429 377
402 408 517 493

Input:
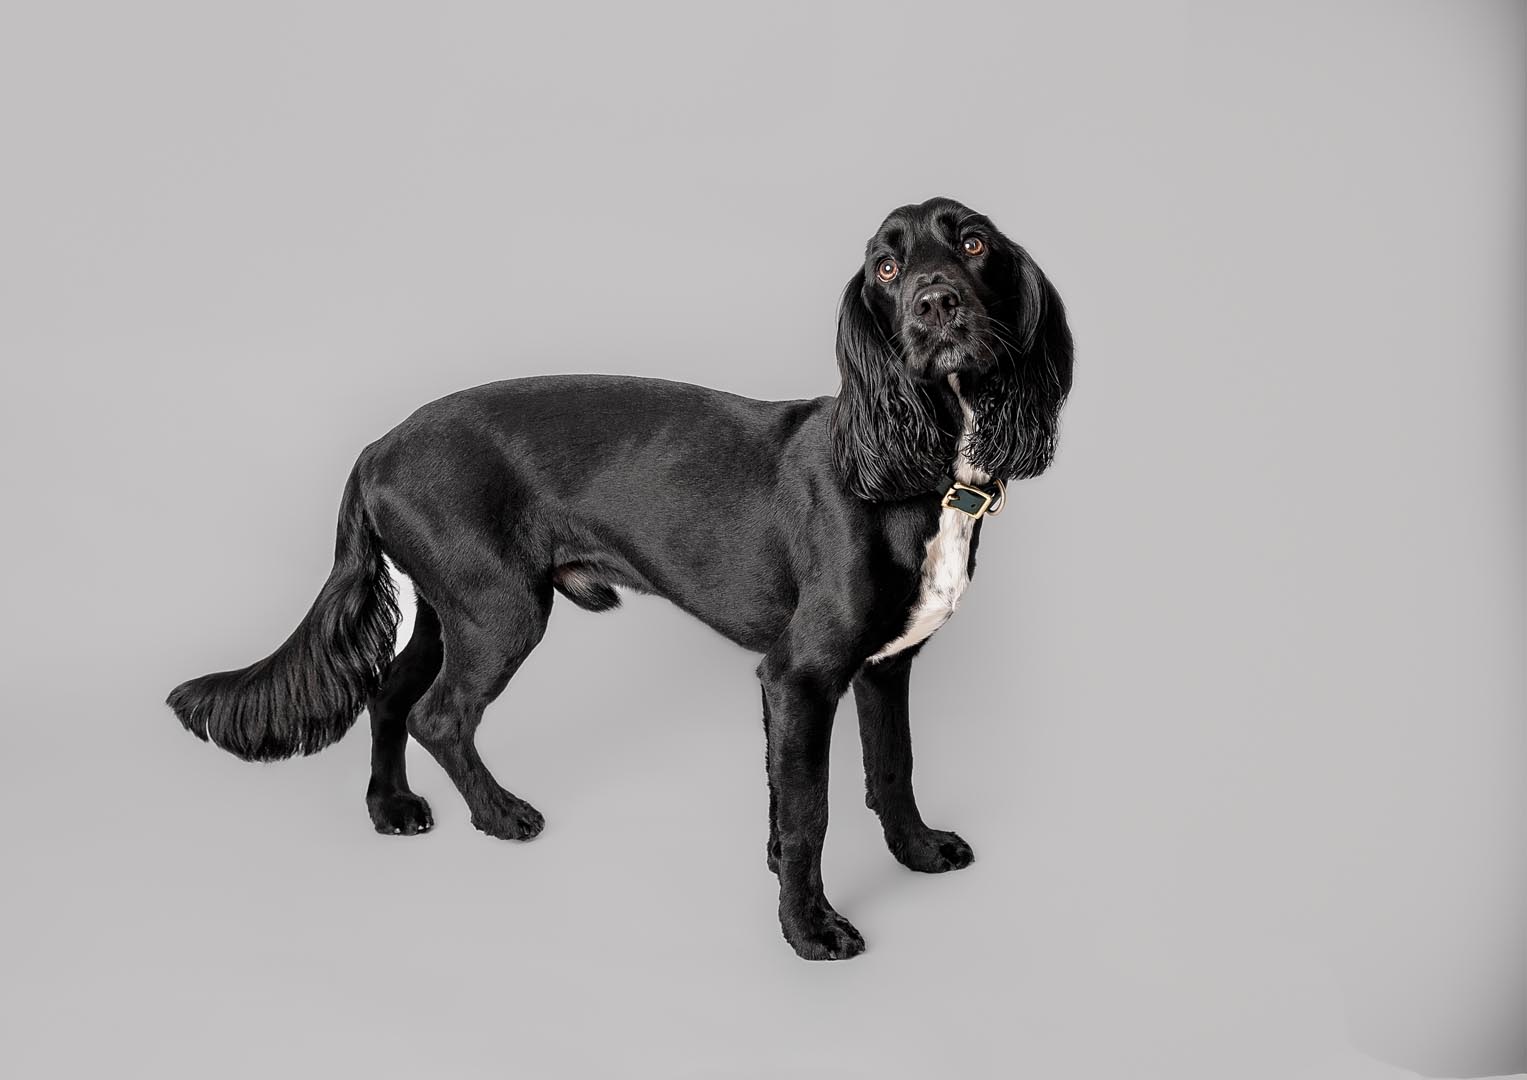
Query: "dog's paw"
888 827 974 873
368 791 434 836
470 791 545 841
781 904 866 961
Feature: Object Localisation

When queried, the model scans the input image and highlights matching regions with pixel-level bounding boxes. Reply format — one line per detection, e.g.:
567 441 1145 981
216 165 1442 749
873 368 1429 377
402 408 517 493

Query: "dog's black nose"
914 284 961 327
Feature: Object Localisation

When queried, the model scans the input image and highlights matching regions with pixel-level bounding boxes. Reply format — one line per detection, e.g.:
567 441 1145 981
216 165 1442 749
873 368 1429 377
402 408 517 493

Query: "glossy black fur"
167 197 1074 960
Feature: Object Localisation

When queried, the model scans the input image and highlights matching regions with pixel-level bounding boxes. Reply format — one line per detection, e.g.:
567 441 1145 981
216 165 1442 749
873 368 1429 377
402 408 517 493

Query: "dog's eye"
875 258 899 282
962 237 985 257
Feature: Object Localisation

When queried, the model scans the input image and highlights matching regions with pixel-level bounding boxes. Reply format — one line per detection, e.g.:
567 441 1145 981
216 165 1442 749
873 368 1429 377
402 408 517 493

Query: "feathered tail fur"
166 467 399 762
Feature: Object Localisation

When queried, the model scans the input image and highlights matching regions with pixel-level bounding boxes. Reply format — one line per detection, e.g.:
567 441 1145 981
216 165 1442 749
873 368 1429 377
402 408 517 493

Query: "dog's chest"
868 381 985 663
868 509 976 662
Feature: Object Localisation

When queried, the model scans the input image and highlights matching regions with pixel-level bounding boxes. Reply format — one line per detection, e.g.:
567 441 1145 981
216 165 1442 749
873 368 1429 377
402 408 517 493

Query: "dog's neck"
947 374 991 488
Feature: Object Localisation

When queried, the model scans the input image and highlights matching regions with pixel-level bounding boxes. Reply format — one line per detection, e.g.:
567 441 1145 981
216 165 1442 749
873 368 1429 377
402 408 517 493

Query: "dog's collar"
938 476 1006 520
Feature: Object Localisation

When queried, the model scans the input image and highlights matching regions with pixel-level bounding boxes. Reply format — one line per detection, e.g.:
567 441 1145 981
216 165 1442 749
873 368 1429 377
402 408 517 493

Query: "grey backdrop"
1 3 1522 1078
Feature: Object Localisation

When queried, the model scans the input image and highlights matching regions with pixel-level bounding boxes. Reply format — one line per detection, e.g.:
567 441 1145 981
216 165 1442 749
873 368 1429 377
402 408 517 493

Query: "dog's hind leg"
406 578 550 841
365 598 443 835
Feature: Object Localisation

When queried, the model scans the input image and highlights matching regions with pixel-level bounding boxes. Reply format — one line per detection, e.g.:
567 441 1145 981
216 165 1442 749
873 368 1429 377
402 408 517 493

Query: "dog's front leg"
760 652 864 961
854 653 975 873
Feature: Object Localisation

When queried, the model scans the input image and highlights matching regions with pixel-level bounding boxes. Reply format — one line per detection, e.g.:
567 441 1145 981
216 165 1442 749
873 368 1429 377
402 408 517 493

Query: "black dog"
168 197 1074 960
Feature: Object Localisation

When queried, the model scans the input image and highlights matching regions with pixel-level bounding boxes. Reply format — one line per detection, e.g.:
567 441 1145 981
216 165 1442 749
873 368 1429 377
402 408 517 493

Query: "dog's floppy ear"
964 246 1074 480
1012 246 1074 396
831 269 954 500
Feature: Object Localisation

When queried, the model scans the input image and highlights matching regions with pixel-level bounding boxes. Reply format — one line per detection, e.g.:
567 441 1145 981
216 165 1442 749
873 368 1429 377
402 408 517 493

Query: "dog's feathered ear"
964 246 1074 480
831 270 954 500
1012 246 1075 395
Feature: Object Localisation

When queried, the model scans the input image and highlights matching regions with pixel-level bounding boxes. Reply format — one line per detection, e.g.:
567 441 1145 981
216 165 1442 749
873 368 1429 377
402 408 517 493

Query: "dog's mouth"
902 319 1000 381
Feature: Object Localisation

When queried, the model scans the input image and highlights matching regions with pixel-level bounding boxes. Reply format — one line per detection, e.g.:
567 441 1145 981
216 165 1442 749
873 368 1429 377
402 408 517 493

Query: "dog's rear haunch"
168 197 1074 960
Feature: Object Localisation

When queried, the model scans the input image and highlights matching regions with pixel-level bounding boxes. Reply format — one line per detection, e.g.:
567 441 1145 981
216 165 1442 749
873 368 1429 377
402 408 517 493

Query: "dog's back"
357 374 834 649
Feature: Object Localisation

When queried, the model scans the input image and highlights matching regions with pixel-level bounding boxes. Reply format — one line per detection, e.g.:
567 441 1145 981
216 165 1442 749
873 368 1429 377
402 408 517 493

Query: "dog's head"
832 197 1074 500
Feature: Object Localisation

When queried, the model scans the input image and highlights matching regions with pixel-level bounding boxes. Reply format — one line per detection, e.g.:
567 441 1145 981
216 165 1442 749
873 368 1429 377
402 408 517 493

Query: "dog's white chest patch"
868 378 987 663
868 507 976 662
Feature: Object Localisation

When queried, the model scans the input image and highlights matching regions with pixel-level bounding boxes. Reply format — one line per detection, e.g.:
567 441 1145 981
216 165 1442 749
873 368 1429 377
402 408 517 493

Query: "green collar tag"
940 480 1006 520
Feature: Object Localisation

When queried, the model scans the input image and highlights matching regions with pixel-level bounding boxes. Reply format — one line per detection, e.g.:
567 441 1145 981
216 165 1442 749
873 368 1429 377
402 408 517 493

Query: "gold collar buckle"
940 479 1006 520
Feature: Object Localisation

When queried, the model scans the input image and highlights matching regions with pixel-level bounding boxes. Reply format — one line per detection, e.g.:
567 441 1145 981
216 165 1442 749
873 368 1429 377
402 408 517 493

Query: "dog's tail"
166 466 400 762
